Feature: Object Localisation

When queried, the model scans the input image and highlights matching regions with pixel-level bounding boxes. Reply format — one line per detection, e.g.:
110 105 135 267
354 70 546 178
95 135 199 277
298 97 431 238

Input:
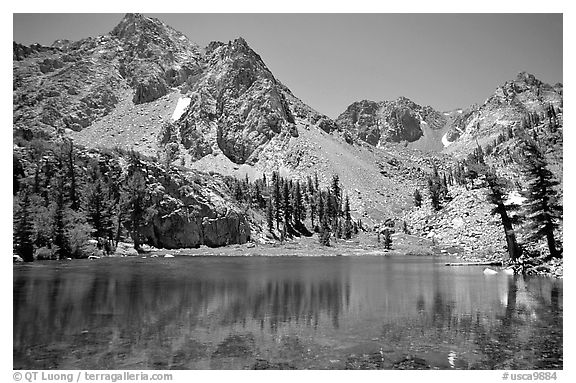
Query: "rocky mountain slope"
13 142 250 251
13 14 202 139
13 14 563 258
335 97 450 152
335 72 562 160
442 72 563 158
14 13 428 228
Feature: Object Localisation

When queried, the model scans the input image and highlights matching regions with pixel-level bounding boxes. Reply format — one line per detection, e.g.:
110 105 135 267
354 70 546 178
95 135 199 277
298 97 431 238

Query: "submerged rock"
483 268 498 275
392 355 431 370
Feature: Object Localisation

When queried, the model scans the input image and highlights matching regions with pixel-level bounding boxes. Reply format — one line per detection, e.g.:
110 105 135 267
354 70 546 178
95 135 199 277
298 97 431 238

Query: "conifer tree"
343 194 353 239
292 181 303 224
413 188 422 207
521 139 562 259
485 170 522 261
319 215 331 246
63 139 80 211
121 170 149 251
331 174 341 216
14 188 35 262
315 192 324 231
53 175 70 259
266 198 274 233
84 174 113 242
272 172 282 230
428 165 442 211
282 181 292 226
309 191 317 228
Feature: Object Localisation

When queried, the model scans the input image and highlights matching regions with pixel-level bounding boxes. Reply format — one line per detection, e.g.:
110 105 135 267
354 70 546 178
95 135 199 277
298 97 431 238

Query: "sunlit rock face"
335 97 447 146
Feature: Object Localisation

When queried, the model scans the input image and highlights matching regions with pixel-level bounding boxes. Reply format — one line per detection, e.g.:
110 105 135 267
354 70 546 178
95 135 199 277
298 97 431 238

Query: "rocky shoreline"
15 231 562 279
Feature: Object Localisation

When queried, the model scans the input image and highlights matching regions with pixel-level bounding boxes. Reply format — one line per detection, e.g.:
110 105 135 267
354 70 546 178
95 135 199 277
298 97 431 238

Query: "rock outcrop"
442 72 563 157
13 142 250 249
13 13 202 139
137 162 251 248
335 96 447 149
159 37 335 165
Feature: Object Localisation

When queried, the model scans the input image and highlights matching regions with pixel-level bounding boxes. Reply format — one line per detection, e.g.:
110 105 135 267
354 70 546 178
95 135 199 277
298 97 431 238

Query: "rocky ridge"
442 72 563 158
335 97 449 151
13 13 202 139
16 14 419 225
13 14 563 262
158 37 336 166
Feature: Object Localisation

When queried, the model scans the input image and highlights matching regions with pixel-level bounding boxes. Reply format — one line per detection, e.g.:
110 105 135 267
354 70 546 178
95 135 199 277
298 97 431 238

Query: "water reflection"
13 257 562 369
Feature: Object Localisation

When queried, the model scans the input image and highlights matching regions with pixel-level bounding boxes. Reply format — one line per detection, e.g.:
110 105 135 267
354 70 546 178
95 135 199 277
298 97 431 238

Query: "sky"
13 13 563 118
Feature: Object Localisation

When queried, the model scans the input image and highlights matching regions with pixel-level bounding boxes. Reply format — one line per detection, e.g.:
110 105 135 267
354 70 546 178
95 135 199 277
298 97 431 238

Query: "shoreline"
14 232 562 278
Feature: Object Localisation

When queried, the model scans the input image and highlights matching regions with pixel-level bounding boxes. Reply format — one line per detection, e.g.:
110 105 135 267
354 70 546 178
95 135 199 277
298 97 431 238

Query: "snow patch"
442 132 453 147
171 97 191 121
505 191 526 206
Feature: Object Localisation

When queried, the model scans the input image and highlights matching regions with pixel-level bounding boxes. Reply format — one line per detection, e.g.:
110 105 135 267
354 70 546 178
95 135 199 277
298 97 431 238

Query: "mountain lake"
13 255 562 370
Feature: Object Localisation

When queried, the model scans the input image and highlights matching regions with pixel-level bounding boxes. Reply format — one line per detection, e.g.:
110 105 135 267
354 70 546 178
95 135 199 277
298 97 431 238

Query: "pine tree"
121 170 149 251
292 181 304 224
309 190 317 228
382 228 392 250
316 193 324 231
334 220 341 239
272 172 282 230
413 188 422 207
343 195 353 239
266 198 274 233
428 165 442 211
521 139 562 259
331 174 341 216
63 139 80 211
234 180 243 201
14 188 35 262
52 175 70 259
319 216 331 246
282 181 292 226
84 175 113 241
402 221 410 234
307 175 314 195
485 170 522 262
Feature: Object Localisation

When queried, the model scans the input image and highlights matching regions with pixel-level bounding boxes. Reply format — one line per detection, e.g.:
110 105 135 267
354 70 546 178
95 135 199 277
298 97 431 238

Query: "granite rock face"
13 13 202 138
14 13 335 168
128 157 251 249
335 97 446 146
159 37 335 165
442 72 563 157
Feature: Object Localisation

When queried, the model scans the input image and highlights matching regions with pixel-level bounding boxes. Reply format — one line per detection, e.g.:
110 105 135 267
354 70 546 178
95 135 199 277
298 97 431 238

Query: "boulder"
114 242 139 256
142 207 250 249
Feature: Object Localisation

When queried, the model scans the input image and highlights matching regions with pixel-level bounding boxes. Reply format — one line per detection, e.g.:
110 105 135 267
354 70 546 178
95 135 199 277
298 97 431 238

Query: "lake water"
13 255 562 370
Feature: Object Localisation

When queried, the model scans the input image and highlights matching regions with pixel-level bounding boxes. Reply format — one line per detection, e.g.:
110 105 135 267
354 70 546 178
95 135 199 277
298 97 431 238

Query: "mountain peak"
514 71 542 87
110 13 163 40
